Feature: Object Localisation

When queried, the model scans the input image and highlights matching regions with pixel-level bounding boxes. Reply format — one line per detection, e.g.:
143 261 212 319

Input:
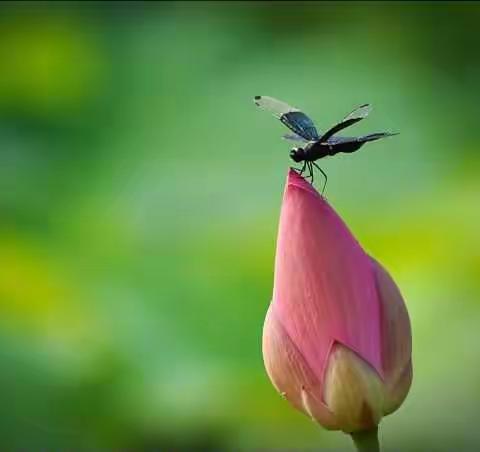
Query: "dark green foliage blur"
0 2 479 450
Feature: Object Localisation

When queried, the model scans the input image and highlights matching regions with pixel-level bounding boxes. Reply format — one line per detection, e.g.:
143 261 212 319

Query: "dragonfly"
253 95 398 193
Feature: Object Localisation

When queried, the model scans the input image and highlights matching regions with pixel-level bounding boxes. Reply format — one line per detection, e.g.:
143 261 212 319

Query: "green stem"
350 427 380 452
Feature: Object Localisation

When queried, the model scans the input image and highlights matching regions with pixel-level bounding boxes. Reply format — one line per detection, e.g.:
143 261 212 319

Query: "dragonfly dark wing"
327 132 398 154
254 95 320 141
320 103 372 142
357 131 398 142
280 111 319 141
328 132 397 145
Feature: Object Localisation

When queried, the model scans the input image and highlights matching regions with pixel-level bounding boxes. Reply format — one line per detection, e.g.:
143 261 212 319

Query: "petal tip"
286 168 322 199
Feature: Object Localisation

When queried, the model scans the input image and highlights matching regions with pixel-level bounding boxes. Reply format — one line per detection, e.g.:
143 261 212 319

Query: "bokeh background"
0 1 479 450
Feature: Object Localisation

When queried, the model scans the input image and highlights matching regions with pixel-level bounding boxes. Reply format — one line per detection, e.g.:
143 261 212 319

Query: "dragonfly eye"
290 148 304 162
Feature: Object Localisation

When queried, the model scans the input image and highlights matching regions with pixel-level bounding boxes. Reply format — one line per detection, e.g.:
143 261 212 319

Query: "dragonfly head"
290 147 305 162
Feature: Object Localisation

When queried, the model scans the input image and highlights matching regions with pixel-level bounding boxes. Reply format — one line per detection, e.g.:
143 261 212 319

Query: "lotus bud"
262 169 412 448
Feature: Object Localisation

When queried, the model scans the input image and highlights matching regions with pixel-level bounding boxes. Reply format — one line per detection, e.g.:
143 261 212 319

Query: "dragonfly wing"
283 133 308 143
327 135 356 144
328 132 397 145
327 132 398 153
254 95 320 141
254 95 300 118
357 131 398 142
280 111 320 141
343 104 372 122
320 103 372 142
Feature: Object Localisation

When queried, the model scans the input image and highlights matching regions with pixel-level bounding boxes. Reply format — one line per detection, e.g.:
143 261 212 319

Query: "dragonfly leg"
304 161 310 180
312 161 327 195
300 161 307 175
308 161 314 184
292 162 306 175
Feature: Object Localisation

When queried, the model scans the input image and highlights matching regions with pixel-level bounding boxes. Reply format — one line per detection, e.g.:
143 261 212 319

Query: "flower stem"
350 427 380 452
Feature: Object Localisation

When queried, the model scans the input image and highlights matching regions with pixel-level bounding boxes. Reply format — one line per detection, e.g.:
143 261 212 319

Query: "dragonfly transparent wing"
282 133 308 143
343 104 372 122
326 135 356 145
254 95 300 118
254 95 320 141
320 103 372 142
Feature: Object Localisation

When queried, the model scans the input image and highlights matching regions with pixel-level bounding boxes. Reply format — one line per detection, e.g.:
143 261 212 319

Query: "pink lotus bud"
262 169 412 436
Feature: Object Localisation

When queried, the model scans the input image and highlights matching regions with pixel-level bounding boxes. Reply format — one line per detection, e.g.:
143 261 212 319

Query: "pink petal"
271 169 383 391
323 342 384 432
371 257 413 414
263 304 339 430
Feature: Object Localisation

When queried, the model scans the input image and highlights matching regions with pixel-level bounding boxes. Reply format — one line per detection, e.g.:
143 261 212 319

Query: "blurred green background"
0 1 479 450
